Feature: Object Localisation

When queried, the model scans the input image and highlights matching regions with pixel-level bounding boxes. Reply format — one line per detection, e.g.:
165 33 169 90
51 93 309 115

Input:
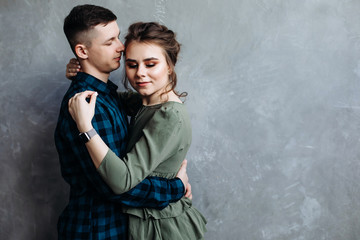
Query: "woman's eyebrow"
144 57 159 61
126 57 159 62
125 59 136 62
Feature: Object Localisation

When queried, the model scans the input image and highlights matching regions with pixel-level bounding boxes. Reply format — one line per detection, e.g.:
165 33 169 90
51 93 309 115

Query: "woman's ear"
74 44 88 60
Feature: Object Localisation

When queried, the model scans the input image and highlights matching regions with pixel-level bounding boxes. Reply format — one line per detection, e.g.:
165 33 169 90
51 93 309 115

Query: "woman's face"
125 41 170 105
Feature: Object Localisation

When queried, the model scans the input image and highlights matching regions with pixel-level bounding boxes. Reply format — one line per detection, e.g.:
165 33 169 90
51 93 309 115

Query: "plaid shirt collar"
75 72 119 95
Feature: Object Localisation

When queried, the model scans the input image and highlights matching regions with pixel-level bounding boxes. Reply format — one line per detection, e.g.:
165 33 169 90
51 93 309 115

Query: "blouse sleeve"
97 105 183 194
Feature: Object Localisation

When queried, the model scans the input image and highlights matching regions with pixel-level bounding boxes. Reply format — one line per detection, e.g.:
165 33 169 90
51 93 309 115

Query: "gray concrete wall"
2 0 360 239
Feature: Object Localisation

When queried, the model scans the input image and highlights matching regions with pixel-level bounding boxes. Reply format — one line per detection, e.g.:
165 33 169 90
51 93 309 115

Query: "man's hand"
185 183 192 199
176 159 192 199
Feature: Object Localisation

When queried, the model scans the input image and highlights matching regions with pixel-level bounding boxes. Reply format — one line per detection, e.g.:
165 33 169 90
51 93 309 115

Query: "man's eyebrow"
103 32 121 43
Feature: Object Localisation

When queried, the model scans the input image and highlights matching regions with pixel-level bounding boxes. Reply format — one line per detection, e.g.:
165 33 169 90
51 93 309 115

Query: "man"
55 4 189 239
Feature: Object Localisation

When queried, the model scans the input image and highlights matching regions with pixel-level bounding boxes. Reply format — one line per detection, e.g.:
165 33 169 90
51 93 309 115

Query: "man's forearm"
106 176 184 209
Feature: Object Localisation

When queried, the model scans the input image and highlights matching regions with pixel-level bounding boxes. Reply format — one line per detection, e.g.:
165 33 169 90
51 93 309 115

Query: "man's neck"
81 65 109 83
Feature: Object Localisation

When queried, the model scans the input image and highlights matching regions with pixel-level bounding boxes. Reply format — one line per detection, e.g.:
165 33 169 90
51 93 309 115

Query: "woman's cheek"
126 69 135 82
150 66 167 79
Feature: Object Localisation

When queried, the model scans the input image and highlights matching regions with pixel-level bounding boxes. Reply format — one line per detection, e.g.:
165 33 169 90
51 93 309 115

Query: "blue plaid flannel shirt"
54 72 184 240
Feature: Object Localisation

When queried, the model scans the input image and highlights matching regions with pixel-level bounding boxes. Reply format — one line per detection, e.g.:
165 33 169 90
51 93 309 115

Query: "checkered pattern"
54 72 184 240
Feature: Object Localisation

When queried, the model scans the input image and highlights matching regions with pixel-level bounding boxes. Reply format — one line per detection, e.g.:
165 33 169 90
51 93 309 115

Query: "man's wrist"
171 177 186 201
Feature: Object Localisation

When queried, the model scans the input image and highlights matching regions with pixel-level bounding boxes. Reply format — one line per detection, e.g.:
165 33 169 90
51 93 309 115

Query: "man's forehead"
86 21 118 40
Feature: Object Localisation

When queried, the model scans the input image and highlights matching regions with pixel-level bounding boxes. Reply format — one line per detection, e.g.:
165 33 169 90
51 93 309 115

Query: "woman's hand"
68 91 98 133
66 58 82 79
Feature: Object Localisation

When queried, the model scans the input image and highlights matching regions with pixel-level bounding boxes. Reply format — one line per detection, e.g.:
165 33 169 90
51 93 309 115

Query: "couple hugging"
55 4 207 240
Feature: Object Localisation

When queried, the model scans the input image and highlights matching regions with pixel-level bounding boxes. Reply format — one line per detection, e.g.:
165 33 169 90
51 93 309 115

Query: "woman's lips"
136 82 150 87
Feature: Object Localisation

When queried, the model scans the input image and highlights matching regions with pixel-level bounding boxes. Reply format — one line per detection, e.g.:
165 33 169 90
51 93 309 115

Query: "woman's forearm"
85 134 109 169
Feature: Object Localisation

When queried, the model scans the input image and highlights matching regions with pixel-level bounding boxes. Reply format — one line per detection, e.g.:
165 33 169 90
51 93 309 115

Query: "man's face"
85 21 124 76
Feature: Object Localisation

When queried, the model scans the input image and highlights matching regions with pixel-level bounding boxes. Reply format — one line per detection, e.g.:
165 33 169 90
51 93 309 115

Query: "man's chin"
112 62 121 71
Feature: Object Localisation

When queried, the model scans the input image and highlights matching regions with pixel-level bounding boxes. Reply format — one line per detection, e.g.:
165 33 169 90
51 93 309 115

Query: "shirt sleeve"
110 176 185 208
59 97 184 209
97 105 186 194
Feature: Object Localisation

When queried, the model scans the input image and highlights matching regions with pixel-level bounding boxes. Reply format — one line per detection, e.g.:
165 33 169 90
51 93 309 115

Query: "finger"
68 98 74 116
180 159 188 170
177 165 186 177
69 59 80 67
70 92 85 104
185 183 192 198
67 72 78 77
66 71 73 78
77 90 97 99
177 160 187 176
68 66 80 73
71 64 81 70
89 92 98 107
188 193 192 200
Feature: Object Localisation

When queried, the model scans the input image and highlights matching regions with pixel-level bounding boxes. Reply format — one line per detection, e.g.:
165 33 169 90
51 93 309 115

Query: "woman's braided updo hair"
124 22 187 98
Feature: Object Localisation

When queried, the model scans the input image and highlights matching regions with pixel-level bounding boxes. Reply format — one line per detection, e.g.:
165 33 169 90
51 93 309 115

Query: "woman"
67 22 207 239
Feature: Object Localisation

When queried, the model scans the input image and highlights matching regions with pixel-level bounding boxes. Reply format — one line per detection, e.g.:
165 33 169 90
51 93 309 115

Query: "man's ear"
74 44 88 60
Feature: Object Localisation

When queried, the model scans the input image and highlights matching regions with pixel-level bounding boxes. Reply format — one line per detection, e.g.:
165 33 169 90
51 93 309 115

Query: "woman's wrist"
77 123 93 133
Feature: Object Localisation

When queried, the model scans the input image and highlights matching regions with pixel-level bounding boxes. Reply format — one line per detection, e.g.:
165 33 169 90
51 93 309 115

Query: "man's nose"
116 39 125 52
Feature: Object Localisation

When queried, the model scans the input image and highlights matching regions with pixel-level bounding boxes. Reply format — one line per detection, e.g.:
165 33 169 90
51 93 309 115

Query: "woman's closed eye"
126 63 156 68
127 63 138 69
144 60 158 68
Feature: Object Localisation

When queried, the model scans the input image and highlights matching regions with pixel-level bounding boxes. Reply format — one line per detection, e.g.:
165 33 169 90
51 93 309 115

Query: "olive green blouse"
97 101 206 240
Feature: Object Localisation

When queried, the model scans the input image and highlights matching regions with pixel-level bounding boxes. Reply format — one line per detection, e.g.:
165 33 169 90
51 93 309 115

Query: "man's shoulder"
56 81 94 123
65 81 94 99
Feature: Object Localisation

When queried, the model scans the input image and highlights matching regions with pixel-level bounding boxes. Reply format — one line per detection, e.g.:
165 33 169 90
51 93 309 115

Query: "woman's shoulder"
161 101 185 110
144 101 186 125
153 101 190 127
158 101 189 118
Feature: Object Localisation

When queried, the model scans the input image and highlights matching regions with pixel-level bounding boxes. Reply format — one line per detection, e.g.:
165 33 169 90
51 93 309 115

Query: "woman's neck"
142 90 181 106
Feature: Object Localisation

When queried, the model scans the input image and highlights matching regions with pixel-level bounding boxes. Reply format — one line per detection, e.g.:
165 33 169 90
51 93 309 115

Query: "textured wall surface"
2 0 360 239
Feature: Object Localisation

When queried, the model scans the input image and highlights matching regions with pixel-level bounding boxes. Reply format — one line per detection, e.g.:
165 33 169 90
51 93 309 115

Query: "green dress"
97 101 207 240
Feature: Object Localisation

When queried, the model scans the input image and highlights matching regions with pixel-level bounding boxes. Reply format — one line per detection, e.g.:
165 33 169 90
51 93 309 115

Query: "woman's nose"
136 65 146 77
